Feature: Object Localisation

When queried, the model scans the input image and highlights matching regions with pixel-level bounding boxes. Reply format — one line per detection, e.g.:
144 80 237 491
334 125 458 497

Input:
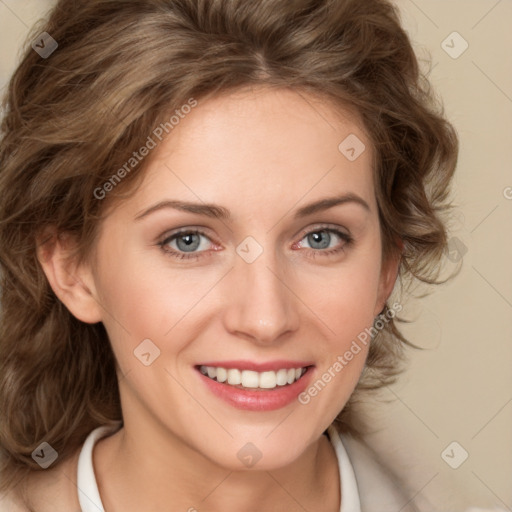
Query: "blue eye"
158 225 353 261
302 230 341 250
296 227 353 257
159 230 213 260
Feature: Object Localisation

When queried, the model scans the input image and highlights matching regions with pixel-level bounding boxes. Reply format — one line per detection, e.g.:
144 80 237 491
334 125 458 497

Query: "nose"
222 246 300 345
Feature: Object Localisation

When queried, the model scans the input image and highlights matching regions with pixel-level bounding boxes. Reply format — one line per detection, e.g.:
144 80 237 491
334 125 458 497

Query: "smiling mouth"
197 365 311 390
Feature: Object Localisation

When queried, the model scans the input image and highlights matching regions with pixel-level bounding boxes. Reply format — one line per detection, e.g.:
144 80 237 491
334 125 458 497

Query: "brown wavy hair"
0 0 458 497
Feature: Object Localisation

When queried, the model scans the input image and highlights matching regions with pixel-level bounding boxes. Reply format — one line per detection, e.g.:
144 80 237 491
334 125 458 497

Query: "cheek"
305 256 382 342
297 257 381 415
91 242 166 351
93 243 214 357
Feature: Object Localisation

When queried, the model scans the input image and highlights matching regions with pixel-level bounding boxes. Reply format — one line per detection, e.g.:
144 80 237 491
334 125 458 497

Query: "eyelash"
157 225 354 261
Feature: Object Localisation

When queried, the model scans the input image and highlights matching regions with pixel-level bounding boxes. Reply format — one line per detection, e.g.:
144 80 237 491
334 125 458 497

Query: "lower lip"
196 367 314 411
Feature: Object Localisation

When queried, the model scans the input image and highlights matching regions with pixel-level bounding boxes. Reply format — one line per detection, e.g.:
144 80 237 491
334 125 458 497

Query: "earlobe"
374 250 401 317
36 230 103 324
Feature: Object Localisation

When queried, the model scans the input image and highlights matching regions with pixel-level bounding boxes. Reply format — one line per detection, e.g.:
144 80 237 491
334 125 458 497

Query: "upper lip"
196 360 314 372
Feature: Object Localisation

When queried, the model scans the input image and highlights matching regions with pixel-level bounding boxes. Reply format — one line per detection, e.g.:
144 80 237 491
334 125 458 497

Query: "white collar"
327 424 362 512
77 423 361 512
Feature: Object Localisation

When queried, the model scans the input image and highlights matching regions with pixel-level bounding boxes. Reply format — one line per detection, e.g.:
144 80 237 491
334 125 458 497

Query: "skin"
38 86 399 512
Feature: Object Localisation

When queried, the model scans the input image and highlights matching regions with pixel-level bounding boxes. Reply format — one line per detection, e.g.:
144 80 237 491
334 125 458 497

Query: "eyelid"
157 223 353 260
159 226 217 244
295 222 351 240
159 223 350 245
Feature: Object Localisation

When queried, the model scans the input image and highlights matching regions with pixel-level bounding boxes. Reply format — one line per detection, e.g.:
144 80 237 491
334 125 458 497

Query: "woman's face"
84 87 397 469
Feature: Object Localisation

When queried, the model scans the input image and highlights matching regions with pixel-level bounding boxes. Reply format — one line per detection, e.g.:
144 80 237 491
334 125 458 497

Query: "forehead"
111 87 375 219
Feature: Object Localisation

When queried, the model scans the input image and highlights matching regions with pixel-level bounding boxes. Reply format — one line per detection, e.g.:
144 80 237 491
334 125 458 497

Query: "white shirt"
76 423 362 512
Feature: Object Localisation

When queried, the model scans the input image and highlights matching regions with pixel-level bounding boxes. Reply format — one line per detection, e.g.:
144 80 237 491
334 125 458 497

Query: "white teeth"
227 368 241 385
276 369 288 386
199 365 307 389
241 370 259 388
259 371 276 389
216 367 227 383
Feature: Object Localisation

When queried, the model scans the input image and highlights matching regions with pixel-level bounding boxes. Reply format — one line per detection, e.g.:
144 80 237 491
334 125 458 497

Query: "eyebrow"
134 193 370 222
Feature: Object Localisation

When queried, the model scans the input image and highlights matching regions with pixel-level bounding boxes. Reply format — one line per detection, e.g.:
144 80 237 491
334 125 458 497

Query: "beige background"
0 1 511 510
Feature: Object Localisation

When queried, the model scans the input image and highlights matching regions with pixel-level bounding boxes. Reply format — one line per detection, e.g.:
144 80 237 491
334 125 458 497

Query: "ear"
374 246 401 317
36 229 103 324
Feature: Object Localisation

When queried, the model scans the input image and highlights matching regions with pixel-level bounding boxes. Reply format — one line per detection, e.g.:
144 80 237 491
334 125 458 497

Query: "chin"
197 429 318 472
